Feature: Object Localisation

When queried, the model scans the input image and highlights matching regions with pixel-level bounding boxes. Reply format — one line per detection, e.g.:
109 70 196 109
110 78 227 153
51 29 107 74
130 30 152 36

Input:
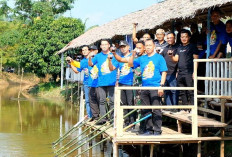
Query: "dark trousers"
89 87 100 119
98 86 114 121
140 90 162 133
164 74 178 105
119 83 135 125
177 74 194 105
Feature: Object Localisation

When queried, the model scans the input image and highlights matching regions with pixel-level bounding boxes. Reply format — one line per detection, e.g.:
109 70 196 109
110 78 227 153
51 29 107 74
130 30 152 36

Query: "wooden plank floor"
162 112 227 127
84 121 232 144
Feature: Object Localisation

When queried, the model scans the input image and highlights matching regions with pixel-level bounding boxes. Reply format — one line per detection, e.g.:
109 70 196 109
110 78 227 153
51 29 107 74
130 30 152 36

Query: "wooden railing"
113 58 232 142
202 58 232 102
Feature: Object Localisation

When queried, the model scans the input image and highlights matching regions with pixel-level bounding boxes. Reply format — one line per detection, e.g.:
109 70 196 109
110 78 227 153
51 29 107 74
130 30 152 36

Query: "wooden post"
221 99 225 123
220 99 225 157
179 145 183 157
61 53 64 89
140 145 143 157
113 142 118 157
204 8 211 116
220 128 225 157
177 120 182 133
197 128 202 157
113 87 119 157
150 144 154 157
193 60 198 138
116 89 123 137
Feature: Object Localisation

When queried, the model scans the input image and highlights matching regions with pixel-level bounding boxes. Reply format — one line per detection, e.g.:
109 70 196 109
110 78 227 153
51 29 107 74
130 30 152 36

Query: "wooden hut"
55 0 232 156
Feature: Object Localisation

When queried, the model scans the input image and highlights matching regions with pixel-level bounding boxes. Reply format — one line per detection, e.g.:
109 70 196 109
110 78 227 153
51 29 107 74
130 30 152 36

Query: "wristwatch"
160 84 164 87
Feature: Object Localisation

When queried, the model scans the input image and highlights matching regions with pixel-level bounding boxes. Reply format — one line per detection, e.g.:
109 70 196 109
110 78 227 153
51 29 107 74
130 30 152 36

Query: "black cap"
119 40 129 47
90 45 98 50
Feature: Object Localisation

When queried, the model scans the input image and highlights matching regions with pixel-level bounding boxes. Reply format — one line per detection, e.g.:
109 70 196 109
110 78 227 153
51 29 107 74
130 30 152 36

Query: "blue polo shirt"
92 52 117 86
133 53 167 87
88 65 98 87
77 58 89 85
112 53 133 85
209 21 227 56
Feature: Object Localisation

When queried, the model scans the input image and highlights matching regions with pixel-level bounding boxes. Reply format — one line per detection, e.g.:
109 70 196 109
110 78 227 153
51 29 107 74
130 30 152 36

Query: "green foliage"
0 0 11 17
0 21 23 67
29 81 60 95
12 0 77 23
18 17 85 78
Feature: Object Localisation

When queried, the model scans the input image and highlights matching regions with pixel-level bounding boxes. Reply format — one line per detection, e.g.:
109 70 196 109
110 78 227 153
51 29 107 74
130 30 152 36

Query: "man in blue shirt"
70 45 92 119
129 39 168 135
88 39 117 125
108 40 135 129
209 7 227 59
88 46 100 121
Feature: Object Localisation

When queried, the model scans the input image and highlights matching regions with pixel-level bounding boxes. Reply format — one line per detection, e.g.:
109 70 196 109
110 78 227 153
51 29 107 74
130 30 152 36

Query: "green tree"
18 17 85 80
0 21 23 68
12 0 76 23
0 0 12 20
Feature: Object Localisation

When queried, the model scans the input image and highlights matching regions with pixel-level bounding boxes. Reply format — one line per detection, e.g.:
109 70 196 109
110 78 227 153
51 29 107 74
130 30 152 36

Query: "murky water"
0 83 117 157
0 84 79 157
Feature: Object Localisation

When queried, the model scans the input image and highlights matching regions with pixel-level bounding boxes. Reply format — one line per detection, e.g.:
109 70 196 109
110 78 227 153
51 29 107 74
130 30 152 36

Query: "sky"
8 0 163 29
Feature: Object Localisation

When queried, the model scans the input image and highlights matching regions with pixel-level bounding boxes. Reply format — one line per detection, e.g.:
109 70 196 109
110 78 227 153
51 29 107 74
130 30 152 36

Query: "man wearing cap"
90 45 98 54
154 28 168 54
88 45 100 121
108 40 135 130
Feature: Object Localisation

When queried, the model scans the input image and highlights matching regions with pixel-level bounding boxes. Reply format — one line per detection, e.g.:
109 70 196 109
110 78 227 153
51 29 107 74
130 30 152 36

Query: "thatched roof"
57 0 232 54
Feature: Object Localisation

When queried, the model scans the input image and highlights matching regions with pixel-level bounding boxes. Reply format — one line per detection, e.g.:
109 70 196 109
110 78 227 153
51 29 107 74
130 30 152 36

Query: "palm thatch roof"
56 0 232 54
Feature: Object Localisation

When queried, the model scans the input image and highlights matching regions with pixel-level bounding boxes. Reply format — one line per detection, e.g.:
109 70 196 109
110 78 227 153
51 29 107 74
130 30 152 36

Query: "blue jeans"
164 74 178 105
84 84 92 118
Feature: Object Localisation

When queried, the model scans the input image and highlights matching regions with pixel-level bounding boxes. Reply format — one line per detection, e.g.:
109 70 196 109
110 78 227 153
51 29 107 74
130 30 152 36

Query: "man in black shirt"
169 29 198 112
161 32 179 107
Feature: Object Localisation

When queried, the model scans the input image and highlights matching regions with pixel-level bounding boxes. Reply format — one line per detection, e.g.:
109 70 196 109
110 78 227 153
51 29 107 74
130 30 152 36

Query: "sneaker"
141 131 153 136
95 120 106 125
89 118 94 122
136 129 145 135
154 131 162 136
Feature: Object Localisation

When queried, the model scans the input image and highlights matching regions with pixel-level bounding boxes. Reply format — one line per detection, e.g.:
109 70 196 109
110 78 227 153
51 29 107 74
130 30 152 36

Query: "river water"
0 84 114 157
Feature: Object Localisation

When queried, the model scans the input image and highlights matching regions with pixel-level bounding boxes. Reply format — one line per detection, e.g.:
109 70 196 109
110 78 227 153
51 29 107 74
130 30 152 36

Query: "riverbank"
0 72 66 102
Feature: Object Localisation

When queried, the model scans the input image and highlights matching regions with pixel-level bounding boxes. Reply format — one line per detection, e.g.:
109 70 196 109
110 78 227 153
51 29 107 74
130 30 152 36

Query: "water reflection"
0 84 78 157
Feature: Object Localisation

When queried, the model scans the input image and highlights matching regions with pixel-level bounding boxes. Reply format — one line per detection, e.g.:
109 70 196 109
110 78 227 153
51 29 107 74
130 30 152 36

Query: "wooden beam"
121 105 194 109
194 58 232 62
197 77 232 81
198 107 221 116
115 86 194 90
197 95 232 99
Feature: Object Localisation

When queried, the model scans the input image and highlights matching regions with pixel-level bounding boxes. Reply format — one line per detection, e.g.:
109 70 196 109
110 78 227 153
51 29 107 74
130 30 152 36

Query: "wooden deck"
162 112 227 128
85 117 232 145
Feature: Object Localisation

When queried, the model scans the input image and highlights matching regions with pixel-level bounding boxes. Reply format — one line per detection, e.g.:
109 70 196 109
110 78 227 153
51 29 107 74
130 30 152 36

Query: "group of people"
67 7 232 136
